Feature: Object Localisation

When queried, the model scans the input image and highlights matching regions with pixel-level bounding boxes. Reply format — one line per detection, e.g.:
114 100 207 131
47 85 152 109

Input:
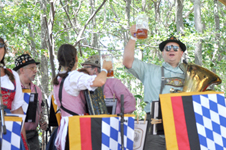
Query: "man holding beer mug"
82 54 136 114
123 25 186 150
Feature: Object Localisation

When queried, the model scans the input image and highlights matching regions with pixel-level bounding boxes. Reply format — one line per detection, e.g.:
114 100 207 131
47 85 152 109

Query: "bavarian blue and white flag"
101 117 134 150
1 116 22 150
22 89 31 114
160 91 226 150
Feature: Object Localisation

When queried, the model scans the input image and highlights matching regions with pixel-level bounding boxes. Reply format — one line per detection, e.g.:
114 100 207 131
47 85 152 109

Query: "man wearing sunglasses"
13 54 47 150
123 25 186 150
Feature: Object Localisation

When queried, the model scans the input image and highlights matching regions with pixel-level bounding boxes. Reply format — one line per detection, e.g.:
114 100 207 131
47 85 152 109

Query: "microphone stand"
0 64 7 150
117 95 125 150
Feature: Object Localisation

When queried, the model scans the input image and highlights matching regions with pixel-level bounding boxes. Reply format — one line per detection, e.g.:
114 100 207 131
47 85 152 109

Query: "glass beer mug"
136 14 148 39
101 54 114 77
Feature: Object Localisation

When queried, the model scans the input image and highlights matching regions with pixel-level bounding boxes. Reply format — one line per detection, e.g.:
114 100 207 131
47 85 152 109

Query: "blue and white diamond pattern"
101 117 134 150
1 121 21 150
22 92 30 114
192 93 226 150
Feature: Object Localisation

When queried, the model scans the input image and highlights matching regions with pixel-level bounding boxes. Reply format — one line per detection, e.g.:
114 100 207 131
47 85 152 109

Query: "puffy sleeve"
64 70 98 96
11 70 24 111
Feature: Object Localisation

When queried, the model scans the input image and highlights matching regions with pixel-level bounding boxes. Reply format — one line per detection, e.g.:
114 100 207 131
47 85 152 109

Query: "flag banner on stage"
22 89 31 114
50 94 61 126
69 114 135 150
1 116 23 150
22 89 38 122
159 91 226 150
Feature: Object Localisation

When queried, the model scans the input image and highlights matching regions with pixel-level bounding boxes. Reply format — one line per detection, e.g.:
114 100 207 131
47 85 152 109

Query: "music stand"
105 98 117 114
117 95 125 150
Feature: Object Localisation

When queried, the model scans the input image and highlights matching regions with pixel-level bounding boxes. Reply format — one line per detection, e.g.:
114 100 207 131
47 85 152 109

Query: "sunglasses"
164 45 179 52
0 43 4 48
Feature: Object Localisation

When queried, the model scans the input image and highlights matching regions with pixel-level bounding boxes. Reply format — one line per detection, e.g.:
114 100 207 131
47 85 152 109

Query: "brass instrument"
152 63 222 135
171 63 222 92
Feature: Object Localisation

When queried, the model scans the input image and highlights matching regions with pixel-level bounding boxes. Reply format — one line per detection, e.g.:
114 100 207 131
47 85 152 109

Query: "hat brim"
13 61 40 71
81 62 100 68
159 39 186 52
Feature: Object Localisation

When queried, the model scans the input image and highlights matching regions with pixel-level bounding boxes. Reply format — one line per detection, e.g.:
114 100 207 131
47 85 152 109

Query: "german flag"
68 114 135 150
159 91 226 150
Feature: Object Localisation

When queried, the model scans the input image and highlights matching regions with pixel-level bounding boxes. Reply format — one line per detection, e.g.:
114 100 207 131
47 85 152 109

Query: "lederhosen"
144 66 185 150
147 66 185 133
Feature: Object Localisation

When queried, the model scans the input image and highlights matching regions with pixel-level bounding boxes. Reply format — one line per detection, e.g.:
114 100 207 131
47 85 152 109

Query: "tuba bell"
170 63 222 93
180 63 222 92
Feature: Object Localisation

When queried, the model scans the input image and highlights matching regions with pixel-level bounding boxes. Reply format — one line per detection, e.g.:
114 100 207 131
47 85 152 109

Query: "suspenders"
58 78 78 116
159 66 184 94
159 66 165 95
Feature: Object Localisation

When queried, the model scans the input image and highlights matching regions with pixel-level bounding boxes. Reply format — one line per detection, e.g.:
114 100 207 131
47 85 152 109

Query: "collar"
21 81 35 90
162 62 184 74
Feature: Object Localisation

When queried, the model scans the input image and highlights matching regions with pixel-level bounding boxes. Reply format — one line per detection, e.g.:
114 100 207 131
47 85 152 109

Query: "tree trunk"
209 0 221 90
65 0 70 42
90 0 98 48
176 0 184 35
194 0 203 66
28 23 37 57
142 0 146 11
125 0 131 28
124 0 131 47
39 0 50 99
153 0 161 34
211 0 220 73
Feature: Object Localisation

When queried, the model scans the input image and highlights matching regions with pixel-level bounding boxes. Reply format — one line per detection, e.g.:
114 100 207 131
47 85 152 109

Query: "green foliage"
1 0 226 120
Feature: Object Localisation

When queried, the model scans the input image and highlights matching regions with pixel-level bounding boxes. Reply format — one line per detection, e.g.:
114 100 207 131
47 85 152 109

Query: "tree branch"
72 0 82 26
81 44 123 51
73 0 107 48
184 6 194 18
60 0 78 35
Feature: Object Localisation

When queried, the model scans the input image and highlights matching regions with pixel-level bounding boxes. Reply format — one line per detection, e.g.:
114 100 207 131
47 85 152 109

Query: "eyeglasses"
0 43 4 48
25 66 38 71
164 45 179 52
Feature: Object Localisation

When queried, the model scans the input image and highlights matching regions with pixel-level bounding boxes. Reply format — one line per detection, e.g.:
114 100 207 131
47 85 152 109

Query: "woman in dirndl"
0 37 29 149
52 44 112 150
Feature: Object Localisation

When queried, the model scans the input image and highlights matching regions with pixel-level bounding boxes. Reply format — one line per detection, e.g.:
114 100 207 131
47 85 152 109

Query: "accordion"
84 87 108 115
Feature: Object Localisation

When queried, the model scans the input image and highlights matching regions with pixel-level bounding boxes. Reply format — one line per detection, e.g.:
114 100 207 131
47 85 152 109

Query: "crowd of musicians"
1 24 187 150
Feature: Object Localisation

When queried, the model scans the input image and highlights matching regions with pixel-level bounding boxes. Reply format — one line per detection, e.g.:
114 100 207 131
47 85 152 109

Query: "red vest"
1 69 16 110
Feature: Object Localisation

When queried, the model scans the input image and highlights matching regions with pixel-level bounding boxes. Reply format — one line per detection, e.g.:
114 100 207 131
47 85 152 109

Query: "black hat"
13 54 40 71
159 36 186 52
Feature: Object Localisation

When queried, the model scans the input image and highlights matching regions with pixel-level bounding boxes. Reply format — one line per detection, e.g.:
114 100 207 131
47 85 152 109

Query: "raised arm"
123 25 137 69
91 60 112 87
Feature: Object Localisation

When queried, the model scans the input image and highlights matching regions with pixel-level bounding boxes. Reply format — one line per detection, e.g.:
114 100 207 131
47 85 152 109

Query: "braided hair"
53 44 77 85
0 37 15 82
